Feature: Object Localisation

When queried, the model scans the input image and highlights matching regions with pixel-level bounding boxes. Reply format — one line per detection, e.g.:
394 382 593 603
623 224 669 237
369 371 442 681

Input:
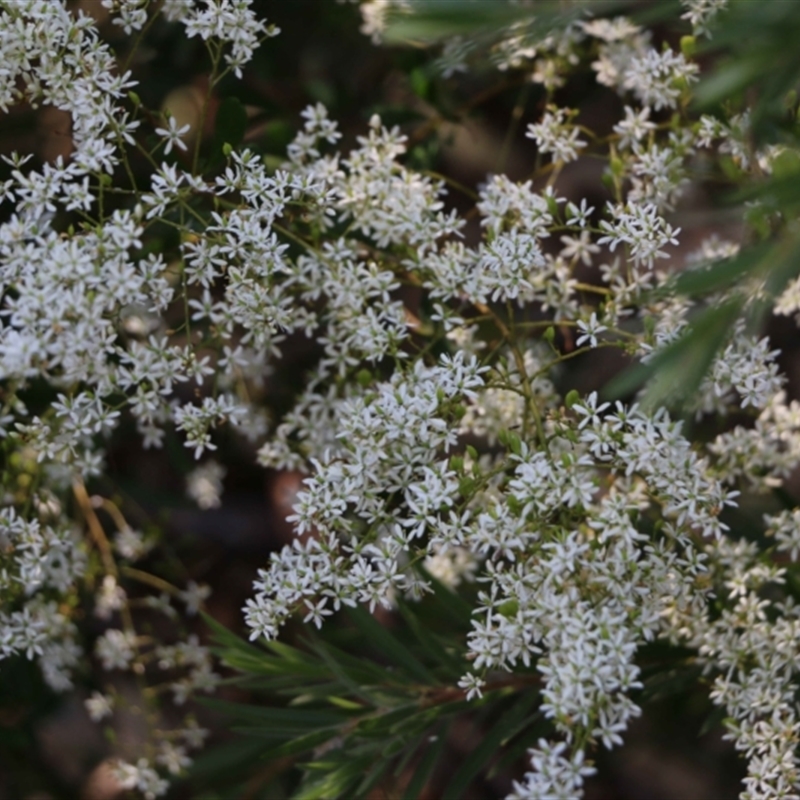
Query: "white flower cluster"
526 106 587 164
1 1 799 798
245 352 486 636
681 0 729 37
0 0 266 793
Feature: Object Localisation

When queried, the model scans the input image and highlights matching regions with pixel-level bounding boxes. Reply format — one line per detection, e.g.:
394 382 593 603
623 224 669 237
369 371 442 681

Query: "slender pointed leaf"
605 297 744 410
199 697 347 729
294 755 375 800
256 727 342 761
670 240 773 298
384 0 626 43
346 606 437 684
487 712 545 779
396 598 464 677
418 567 473 628
402 723 449 800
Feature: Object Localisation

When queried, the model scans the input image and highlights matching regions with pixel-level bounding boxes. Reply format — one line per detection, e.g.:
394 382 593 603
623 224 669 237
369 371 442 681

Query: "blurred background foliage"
4 0 800 798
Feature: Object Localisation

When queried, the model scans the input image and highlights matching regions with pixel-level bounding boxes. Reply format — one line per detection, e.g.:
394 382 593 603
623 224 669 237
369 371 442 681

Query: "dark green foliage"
197 583 543 799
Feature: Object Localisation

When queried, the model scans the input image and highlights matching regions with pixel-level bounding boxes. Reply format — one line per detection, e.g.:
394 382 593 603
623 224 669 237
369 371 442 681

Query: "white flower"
186 461 226 509
623 48 699 111
508 739 597 800
613 106 656 150
458 673 486 701
113 758 169 800
156 742 192 776
681 0 728 37
181 581 212 616
95 629 137 671
576 314 607 348
154 116 191 155
598 201 680 268
526 107 587 164
85 691 114 722
560 231 600 265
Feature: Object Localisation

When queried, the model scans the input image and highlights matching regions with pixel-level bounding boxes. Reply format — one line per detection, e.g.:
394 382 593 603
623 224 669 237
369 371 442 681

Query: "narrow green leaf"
355 758 393 797
639 665 702 703
670 239 773 298
356 704 422 737
186 737 265 781
203 612 264 657
383 0 623 43
308 638 382 704
402 723 449 800
217 649 327 681
604 297 744 410
396 598 464 677
327 696 366 711
231 723 338 741
294 755 374 800
418 567 473 628
487 712 545 779
255 727 344 761
199 698 347 729
346 606 437 684
693 59 762 109
306 636 398 686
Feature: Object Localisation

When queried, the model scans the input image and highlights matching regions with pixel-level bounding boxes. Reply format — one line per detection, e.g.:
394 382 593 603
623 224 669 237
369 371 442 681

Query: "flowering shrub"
3 0 800 797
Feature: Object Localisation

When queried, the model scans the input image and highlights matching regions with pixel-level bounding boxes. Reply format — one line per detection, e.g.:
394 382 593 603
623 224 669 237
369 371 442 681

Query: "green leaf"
346 606 437 684
418 567 473 628
410 67 430 99
355 758 393 797
402 724 449 800
294 755 375 800
396 598 464 677
308 636 399 686
198 698 348 730
203 612 257 653
458 476 476 498
670 239 774 298
564 389 580 409
187 737 267 781
327 695 366 711
690 1 800 139
383 0 622 43
356 704 424 738
487 712 545 779
307 638 384 705
639 664 702 704
693 58 762 110
256 727 341 761
604 297 745 411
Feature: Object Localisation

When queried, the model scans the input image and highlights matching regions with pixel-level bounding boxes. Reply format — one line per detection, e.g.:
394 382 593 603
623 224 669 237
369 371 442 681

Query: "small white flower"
186 461 226 509
560 230 600 265
576 313 608 348
85 691 114 722
181 581 212 616
154 116 191 155
526 106 586 164
458 673 486 701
